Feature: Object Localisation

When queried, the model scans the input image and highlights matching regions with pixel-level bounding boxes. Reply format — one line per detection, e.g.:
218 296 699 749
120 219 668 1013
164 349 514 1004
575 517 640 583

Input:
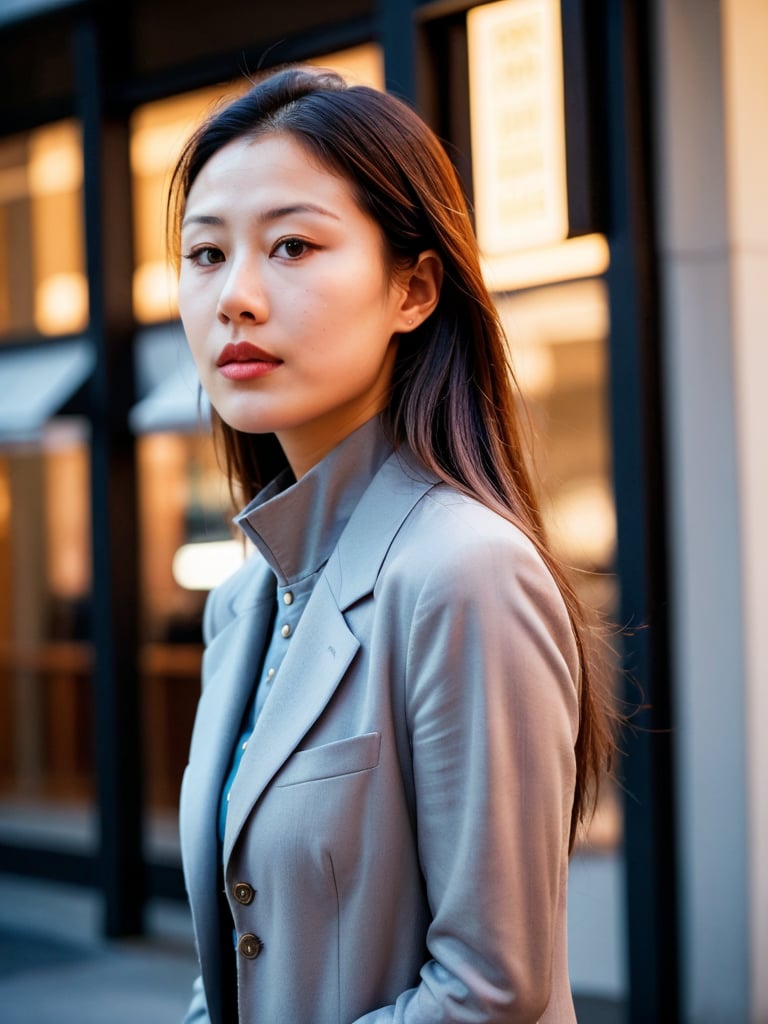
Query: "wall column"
653 0 768 1019
720 1 768 1018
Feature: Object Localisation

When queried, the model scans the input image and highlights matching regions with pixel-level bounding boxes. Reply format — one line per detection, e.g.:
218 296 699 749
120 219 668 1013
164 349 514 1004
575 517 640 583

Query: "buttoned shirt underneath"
216 414 395 845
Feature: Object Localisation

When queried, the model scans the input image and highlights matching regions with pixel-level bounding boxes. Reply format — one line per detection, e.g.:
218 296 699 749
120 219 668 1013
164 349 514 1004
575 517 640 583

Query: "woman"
170 65 615 1024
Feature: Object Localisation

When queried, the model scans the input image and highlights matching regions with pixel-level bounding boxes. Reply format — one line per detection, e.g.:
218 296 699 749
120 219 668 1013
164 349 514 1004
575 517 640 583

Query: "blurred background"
0 1 765 1022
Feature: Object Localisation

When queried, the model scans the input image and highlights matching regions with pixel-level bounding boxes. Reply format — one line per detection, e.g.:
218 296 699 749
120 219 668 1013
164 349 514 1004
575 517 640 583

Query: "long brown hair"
168 65 616 850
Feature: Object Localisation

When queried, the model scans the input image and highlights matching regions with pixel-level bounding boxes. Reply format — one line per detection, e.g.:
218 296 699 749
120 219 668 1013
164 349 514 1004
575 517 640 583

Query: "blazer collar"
324 446 439 609
222 445 439 861
234 413 395 586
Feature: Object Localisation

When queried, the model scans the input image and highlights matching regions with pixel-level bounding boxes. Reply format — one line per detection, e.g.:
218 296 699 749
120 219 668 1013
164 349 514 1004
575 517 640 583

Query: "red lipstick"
216 342 282 381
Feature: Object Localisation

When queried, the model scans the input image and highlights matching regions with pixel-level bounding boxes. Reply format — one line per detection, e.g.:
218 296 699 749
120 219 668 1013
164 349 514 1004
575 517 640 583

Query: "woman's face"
177 132 413 477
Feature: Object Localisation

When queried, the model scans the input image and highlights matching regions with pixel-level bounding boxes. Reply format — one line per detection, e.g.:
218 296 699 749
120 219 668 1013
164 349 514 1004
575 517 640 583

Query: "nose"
216 260 269 325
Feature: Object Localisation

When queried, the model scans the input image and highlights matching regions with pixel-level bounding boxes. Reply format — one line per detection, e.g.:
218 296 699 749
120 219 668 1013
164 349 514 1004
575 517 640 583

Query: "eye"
272 237 314 259
182 245 225 267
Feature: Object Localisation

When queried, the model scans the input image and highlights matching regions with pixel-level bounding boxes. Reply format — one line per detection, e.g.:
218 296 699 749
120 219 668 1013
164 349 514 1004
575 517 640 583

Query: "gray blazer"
180 448 579 1023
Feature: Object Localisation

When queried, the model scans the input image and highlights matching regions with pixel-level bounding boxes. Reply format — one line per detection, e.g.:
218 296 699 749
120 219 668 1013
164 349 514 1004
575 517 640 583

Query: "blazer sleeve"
355 525 580 1023
182 974 211 1024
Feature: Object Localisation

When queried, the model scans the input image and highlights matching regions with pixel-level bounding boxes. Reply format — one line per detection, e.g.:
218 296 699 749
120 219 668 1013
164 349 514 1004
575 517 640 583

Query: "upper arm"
401 523 579 1015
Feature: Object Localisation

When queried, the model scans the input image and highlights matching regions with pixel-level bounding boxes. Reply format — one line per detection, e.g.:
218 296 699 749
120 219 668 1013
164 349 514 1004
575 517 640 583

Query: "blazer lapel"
222 448 438 862
180 561 275 931
223 577 359 861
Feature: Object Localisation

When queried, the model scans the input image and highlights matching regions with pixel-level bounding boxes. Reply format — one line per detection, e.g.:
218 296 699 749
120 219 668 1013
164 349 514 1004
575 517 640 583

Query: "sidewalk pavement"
0 873 198 1024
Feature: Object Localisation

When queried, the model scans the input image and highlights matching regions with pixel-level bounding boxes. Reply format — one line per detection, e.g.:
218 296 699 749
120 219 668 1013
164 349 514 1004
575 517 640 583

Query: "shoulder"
380 483 579 674
376 484 580 723
391 483 551 587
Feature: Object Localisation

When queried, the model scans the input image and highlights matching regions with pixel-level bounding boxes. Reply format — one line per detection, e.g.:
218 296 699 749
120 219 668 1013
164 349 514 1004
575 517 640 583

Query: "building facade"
0 1 764 1021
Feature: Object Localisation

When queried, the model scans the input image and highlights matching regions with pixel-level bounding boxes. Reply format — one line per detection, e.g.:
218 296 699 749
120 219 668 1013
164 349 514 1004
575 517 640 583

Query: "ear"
393 250 443 333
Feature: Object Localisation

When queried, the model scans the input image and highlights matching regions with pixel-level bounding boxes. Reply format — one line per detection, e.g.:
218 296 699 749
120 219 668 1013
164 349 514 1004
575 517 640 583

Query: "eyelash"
181 237 317 266
273 237 315 259
181 246 222 266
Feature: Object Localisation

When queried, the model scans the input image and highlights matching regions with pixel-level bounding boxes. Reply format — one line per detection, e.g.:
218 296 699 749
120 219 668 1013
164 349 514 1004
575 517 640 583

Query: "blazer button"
233 882 255 905
237 933 263 959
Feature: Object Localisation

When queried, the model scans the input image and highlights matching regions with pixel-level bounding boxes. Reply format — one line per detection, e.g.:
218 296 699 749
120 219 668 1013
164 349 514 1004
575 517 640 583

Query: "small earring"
407 318 414 325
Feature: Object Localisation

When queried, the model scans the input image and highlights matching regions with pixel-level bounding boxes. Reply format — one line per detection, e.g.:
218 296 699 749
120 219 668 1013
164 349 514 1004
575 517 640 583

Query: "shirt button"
238 933 263 959
266 667 275 682
233 882 255 905
280 623 291 638
283 591 294 605
241 740 248 751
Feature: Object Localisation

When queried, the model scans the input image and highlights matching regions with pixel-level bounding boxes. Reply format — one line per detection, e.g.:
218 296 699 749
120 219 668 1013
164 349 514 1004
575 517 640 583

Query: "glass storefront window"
0 122 86 340
0 426 95 847
497 279 621 848
137 430 238 827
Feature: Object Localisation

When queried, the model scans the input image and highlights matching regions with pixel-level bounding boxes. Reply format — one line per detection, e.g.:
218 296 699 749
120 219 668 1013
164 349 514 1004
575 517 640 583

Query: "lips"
216 341 283 382
216 342 281 367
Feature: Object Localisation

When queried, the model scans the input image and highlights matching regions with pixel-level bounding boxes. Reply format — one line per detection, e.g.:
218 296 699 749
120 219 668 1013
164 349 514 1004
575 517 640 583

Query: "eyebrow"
181 203 340 230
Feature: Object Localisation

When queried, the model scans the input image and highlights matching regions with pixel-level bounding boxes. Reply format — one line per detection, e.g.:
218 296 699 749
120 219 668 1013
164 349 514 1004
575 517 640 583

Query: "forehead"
185 132 356 210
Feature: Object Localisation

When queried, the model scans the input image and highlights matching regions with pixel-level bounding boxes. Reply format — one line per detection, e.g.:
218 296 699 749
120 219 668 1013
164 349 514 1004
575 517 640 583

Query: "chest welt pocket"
274 732 381 788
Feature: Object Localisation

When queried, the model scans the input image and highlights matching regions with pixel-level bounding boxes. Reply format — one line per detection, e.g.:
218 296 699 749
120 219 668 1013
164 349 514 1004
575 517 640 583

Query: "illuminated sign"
468 0 569 254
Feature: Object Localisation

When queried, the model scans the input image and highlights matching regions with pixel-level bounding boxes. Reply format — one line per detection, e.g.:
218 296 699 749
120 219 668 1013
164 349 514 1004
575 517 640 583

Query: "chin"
212 408 277 436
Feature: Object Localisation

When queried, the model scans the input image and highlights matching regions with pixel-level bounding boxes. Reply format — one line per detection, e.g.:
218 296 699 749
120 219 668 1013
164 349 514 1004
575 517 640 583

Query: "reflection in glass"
0 121 86 339
0 433 95 846
498 279 621 850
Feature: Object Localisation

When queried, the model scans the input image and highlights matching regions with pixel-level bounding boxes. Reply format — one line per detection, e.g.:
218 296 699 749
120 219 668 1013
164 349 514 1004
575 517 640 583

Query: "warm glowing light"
308 43 385 88
35 272 88 335
547 477 616 567
44 441 91 598
482 234 609 291
496 278 609 345
132 123 187 178
134 260 179 323
468 0 568 253
498 279 608 395
509 345 555 396
0 473 10 531
0 165 28 203
172 539 247 591
28 123 83 195
130 85 245 175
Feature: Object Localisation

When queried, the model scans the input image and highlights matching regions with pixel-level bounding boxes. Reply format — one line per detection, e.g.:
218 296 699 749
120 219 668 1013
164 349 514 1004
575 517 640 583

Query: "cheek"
178 270 215 313
178 289 210 341
177 286 195 330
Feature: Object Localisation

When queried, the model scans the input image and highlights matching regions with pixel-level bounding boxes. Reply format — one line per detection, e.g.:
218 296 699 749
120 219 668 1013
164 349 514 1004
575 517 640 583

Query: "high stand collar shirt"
216 413 395 844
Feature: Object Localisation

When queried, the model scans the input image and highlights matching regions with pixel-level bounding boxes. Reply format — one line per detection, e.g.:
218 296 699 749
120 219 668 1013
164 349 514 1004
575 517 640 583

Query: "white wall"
720 1 768 1019
655 0 767 1020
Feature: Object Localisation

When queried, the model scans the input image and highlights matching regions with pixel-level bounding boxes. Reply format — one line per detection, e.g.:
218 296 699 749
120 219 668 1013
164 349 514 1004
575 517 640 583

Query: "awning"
0 339 95 446
129 324 210 434
0 0 83 31
129 373 210 434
